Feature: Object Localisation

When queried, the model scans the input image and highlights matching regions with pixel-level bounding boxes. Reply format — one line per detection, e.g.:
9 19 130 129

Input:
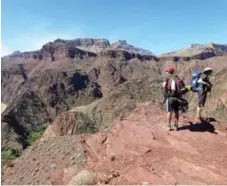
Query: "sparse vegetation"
26 125 47 145
1 149 20 165
69 170 106 185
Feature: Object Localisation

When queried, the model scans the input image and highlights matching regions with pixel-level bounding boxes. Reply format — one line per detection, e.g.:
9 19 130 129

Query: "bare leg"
174 111 179 131
167 112 172 130
197 92 206 122
197 106 202 122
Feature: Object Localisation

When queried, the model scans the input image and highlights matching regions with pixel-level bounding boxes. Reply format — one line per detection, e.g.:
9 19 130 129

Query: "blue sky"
1 0 227 56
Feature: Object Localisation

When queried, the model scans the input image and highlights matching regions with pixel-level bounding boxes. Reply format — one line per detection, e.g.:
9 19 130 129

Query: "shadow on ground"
179 118 218 134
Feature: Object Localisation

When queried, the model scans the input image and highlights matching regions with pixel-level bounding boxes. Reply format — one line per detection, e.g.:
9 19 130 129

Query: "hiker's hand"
162 82 166 88
206 83 211 88
207 84 212 92
185 85 191 91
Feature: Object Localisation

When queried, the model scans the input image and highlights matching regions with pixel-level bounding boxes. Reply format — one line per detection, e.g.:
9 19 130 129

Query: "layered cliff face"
1 38 156 64
40 42 97 61
2 43 97 63
99 49 157 61
53 38 154 56
54 38 111 53
3 40 227 66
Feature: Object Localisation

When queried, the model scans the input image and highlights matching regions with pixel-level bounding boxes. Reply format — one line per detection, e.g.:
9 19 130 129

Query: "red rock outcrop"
50 103 227 185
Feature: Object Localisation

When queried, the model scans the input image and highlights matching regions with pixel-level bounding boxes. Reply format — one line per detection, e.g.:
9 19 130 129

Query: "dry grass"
69 170 106 185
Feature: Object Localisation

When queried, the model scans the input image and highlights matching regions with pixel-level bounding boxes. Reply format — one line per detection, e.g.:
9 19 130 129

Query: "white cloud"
3 22 86 53
23 28 85 52
1 43 13 57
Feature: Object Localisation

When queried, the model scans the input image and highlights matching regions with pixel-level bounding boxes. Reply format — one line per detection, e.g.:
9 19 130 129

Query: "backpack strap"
165 77 172 90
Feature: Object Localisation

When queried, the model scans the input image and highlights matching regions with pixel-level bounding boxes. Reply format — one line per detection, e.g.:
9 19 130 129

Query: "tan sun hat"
204 67 213 73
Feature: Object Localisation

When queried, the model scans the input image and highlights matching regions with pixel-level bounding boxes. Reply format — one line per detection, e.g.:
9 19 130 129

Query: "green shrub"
26 125 47 145
2 149 20 165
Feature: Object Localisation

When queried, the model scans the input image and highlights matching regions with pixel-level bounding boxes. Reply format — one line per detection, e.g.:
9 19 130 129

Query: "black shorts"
166 97 179 112
198 91 207 107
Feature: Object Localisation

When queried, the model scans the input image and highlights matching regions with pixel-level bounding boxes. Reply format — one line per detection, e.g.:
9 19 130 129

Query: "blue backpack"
190 71 201 92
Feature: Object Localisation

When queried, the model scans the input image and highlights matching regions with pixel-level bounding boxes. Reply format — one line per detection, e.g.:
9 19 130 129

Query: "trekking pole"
209 88 212 99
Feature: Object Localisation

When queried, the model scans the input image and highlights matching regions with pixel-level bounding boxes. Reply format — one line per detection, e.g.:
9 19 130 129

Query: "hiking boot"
164 125 171 131
174 124 179 131
195 117 203 124
174 123 179 131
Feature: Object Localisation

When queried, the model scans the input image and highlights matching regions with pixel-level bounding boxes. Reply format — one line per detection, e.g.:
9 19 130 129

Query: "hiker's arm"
207 78 212 86
162 77 169 88
162 82 166 88
197 78 210 86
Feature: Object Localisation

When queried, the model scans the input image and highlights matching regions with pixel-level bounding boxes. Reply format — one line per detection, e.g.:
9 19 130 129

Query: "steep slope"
1 91 50 152
1 68 103 153
40 77 163 139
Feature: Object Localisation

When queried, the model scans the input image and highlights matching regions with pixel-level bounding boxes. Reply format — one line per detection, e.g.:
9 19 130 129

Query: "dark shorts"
198 91 207 107
166 97 179 112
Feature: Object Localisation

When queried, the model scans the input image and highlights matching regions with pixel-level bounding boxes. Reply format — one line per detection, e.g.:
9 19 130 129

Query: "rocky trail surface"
2 102 227 185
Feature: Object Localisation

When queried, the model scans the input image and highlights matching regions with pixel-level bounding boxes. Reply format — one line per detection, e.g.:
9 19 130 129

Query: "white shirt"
162 79 176 91
170 79 176 91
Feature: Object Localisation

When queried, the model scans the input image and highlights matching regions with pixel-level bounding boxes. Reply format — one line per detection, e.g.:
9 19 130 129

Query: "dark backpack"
171 97 189 113
165 75 186 97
